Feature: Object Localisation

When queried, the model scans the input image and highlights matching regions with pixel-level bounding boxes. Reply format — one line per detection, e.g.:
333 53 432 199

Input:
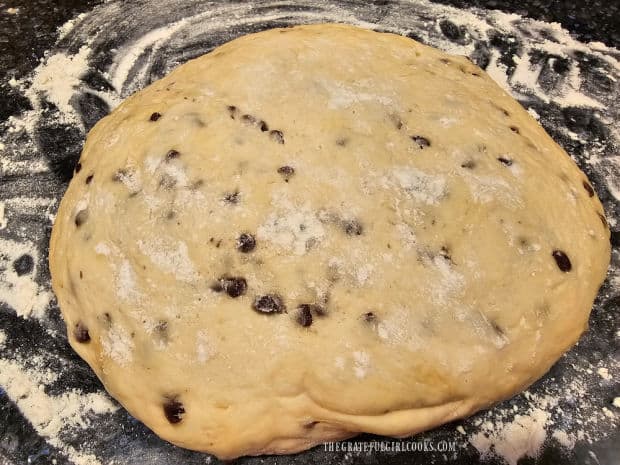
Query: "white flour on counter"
0 1 618 464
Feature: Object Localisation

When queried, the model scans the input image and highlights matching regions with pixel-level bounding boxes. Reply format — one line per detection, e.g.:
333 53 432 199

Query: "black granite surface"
0 1 618 465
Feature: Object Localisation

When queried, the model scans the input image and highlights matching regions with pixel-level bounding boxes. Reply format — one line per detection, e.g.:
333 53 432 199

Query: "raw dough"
49 24 611 458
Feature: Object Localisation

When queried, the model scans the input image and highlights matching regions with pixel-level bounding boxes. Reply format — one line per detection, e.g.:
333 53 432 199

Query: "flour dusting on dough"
0 0 617 462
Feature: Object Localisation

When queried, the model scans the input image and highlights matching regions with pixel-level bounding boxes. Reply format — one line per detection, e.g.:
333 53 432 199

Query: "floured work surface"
2 2 620 465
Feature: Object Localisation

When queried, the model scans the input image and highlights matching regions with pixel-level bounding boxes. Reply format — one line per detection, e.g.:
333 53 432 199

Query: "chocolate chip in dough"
252 294 285 314
277 165 295 182
411 135 430 149
150 112 162 121
74 322 90 343
75 209 88 227
552 250 572 272
163 397 185 424
237 233 256 253
269 130 285 144
497 157 513 166
224 190 239 204
582 181 595 197
212 276 247 298
343 220 363 236
299 303 326 318
363 312 377 322
227 105 239 119
165 149 180 161
296 305 313 327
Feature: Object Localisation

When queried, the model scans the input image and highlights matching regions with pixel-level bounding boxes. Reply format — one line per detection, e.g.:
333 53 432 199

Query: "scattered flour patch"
0 358 117 465
26 46 92 123
100 325 134 366
257 205 325 256
552 430 576 449
428 255 465 305
137 238 197 281
352 351 370 379
470 408 551 465
0 202 7 230
116 260 141 302
0 238 51 319
196 330 217 363
94 242 112 256
391 167 447 204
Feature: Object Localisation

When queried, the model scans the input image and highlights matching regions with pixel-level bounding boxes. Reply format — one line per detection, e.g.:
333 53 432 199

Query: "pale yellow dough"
49 24 611 458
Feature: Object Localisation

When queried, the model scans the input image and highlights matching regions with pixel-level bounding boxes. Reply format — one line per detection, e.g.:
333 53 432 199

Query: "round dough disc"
50 24 610 458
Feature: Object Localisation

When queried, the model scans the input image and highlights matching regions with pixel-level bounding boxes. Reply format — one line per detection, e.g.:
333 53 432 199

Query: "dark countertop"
0 1 618 465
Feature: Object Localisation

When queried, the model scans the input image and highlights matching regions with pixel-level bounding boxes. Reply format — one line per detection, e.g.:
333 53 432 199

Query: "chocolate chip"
227 105 239 119
75 209 88 227
296 305 313 327
75 162 82 173
598 212 608 227
237 233 256 253
259 121 269 132
509 126 520 134
112 168 129 182
13 254 34 276
552 250 572 272
223 190 239 204
439 246 452 261
212 276 247 298
490 320 505 337
150 112 162 121
252 294 285 314
501 108 510 117
241 114 257 125
343 220 363 236
411 135 430 149
269 130 285 144
154 320 168 342
363 312 376 322
461 160 476 169
74 322 90 343
163 397 185 424
582 181 595 197
299 303 326 317
166 150 180 161
277 165 295 181
79 270 83 279
304 421 319 429
497 157 513 166
85 174 94 184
